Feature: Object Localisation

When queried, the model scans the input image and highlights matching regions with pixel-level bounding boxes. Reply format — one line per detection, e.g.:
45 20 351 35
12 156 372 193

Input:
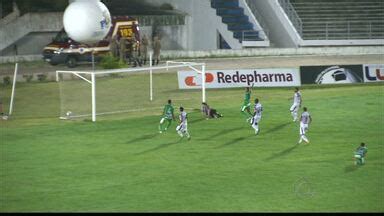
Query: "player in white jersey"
250 98 263 135
290 87 302 122
298 107 312 144
176 107 191 140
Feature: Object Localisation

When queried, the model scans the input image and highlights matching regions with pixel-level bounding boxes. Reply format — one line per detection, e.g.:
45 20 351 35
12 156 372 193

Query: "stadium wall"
250 0 299 48
159 46 384 59
1 46 383 64
135 25 189 50
0 12 63 52
145 0 243 50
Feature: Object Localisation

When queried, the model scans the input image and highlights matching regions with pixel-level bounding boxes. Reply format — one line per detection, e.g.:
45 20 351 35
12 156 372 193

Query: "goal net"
57 61 206 122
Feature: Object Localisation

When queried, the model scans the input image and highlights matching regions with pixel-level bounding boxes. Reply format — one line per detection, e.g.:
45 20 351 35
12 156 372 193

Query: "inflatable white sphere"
63 0 111 44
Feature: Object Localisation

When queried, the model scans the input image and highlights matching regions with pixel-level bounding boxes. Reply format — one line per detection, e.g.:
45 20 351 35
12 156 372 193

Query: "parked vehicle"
42 16 140 68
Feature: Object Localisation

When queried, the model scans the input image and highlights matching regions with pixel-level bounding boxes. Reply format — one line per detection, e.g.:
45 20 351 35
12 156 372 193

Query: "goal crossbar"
56 61 207 122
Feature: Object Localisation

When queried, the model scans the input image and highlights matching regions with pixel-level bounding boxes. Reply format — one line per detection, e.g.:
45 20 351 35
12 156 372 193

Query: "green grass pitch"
0 72 383 212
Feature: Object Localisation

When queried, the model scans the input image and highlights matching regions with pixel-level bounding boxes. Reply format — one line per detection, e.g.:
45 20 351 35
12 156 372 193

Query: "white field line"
59 106 198 120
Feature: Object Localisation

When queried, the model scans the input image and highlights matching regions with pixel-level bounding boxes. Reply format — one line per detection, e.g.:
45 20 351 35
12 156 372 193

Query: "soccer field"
0 71 383 212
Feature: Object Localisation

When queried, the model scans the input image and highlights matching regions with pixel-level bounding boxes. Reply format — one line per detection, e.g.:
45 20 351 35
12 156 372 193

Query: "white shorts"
176 123 188 132
251 115 261 125
354 154 362 159
300 122 308 135
290 103 299 112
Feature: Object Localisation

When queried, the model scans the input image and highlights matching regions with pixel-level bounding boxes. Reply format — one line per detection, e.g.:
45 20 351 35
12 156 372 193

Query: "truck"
42 16 140 68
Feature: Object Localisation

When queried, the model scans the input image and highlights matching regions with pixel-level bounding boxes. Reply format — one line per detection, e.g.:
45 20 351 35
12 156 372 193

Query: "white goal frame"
56 60 206 122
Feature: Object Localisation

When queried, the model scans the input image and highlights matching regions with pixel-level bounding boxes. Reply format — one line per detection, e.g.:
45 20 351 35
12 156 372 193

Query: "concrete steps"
0 12 63 51
288 0 384 40
211 0 263 44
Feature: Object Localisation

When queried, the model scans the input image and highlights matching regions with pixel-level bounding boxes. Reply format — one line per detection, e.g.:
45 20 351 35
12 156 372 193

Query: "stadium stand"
211 0 264 43
280 0 384 40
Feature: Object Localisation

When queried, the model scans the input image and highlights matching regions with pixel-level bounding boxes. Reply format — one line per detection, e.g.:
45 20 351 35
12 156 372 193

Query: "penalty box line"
60 107 199 120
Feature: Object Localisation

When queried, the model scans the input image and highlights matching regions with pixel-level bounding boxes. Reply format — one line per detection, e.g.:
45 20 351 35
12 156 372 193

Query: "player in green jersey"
241 87 253 122
354 142 368 165
159 99 175 133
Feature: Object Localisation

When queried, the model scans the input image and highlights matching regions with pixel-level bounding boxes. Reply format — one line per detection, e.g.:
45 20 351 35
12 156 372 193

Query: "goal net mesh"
58 66 204 120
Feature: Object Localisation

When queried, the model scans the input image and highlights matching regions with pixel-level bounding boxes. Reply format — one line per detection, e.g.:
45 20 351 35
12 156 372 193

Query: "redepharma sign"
178 68 301 89
363 64 384 82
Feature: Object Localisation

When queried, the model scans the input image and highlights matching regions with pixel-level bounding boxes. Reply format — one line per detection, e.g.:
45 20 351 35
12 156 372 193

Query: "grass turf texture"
0 72 383 212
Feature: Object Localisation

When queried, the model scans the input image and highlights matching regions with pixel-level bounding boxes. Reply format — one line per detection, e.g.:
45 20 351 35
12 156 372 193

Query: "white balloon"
63 0 111 44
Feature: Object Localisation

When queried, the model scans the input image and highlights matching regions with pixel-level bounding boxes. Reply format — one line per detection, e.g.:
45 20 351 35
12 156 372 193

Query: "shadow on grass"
134 138 183 155
201 126 245 141
265 145 299 161
126 133 159 144
263 122 291 135
344 164 359 173
216 134 255 148
189 118 206 124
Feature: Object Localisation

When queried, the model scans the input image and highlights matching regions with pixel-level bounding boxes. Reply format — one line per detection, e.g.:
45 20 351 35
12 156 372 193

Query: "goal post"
8 62 18 116
56 61 206 122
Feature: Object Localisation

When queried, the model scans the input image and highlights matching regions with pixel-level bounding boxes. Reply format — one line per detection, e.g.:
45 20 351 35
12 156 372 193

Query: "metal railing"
245 0 270 38
278 0 383 40
278 0 303 36
135 14 186 26
320 21 380 40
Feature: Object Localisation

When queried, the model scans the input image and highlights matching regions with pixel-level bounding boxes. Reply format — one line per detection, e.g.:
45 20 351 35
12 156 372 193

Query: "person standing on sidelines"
290 87 302 122
250 98 263 135
131 41 142 67
140 34 149 65
0 96 3 116
119 36 127 63
110 34 119 58
176 107 191 140
241 87 253 122
298 107 312 144
159 99 175 133
152 35 161 65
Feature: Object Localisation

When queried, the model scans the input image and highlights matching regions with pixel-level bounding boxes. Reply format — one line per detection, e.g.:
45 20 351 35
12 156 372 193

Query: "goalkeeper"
202 102 222 119
159 99 175 133
354 142 368 165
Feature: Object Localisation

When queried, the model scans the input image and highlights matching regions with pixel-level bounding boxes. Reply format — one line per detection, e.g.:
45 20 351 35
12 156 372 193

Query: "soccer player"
354 143 368 165
290 87 302 122
176 107 191 140
298 107 312 144
250 98 263 135
201 102 222 119
241 87 252 122
158 99 175 133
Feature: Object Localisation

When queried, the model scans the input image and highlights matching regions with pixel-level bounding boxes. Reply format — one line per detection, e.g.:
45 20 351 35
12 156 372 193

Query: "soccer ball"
66 111 72 117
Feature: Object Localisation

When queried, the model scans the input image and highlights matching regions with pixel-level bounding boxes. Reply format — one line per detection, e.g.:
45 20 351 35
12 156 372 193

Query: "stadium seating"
283 0 384 40
211 0 263 43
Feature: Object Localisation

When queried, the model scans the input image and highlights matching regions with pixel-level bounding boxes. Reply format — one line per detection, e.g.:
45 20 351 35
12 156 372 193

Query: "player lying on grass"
176 107 191 140
201 102 223 119
298 107 312 144
159 99 175 133
241 87 253 122
354 143 368 165
250 98 263 135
